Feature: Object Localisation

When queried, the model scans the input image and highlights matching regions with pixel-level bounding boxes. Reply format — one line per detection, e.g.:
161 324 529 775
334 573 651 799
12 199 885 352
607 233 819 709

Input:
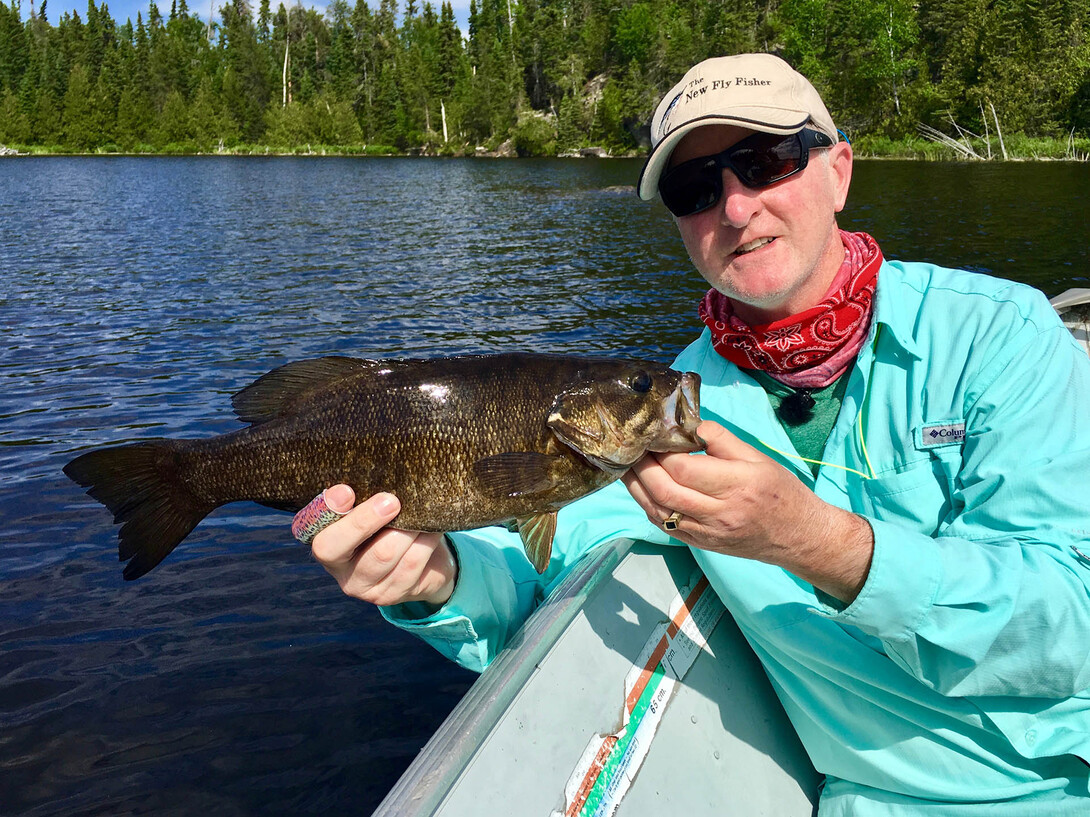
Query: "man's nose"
718 169 761 227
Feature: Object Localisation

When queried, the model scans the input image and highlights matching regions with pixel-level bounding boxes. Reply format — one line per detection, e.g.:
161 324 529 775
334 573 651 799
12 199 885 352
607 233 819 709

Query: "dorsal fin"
231 356 377 425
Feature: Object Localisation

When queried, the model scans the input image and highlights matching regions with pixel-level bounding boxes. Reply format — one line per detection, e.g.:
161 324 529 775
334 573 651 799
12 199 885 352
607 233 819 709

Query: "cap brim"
636 111 812 202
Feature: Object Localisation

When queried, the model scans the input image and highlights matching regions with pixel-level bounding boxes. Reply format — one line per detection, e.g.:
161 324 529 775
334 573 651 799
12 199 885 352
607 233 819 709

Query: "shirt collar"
869 260 923 360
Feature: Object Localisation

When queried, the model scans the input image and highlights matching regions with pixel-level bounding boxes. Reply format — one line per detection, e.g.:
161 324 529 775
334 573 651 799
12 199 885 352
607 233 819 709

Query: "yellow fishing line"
857 405 877 479
755 325 882 481
754 438 874 480
855 324 881 480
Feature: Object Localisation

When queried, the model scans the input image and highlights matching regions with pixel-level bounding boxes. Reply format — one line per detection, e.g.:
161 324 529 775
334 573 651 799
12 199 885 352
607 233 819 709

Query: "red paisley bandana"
699 231 882 388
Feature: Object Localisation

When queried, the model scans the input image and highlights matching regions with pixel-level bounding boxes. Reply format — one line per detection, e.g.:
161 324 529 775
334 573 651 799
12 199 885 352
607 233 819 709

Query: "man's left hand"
623 420 874 604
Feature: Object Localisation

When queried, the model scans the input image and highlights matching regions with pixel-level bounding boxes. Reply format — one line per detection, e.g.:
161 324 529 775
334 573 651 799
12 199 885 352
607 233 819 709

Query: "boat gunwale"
373 537 636 816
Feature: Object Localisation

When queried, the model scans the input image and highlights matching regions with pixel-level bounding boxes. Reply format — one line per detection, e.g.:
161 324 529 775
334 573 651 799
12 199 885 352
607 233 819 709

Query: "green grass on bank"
2 142 405 156
851 133 1090 161
4 135 1090 160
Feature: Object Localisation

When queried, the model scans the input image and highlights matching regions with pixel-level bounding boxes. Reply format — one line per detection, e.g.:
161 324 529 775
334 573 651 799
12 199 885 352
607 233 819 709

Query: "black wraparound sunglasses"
658 128 835 218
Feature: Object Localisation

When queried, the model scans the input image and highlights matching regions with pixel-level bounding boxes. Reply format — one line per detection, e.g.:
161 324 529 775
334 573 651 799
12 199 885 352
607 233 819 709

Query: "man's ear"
829 140 853 213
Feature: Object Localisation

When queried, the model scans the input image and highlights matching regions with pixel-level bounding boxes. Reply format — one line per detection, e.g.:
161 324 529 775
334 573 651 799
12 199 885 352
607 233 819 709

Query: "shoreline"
3 138 1088 162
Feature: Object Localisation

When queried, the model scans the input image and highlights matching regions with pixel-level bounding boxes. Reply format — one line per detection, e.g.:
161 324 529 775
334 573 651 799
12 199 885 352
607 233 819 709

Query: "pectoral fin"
516 512 557 574
473 453 561 498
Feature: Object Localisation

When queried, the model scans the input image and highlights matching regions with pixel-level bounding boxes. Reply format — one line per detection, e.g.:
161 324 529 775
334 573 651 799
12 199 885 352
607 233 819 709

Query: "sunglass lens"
660 164 721 217
658 132 815 216
733 135 804 186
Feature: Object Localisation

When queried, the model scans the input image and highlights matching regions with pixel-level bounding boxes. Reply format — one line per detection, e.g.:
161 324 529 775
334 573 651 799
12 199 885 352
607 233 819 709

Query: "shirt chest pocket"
856 454 957 536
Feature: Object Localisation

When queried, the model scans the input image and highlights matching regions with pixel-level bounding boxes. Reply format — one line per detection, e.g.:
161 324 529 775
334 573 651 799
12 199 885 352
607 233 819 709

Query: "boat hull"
375 540 819 816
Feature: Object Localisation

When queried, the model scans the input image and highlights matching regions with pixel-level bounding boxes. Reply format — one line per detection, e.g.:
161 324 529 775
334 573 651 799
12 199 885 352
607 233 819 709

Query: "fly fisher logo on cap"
658 91 685 140
658 73 777 140
638 53 840 202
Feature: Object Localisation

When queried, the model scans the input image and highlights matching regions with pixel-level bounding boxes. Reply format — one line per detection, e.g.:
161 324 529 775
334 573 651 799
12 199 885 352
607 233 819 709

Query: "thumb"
696 420 766 463
324 483 356 514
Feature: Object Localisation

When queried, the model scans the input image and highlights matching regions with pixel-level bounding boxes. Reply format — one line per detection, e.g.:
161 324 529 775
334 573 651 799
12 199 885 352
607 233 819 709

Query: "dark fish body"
65 353 704 580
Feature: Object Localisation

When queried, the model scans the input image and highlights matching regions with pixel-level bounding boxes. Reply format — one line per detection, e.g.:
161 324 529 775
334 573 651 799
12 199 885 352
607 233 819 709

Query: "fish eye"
629 372 652 393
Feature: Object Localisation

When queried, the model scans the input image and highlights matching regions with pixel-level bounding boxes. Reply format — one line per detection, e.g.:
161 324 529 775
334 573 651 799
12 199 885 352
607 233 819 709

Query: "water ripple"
1 155 1086 814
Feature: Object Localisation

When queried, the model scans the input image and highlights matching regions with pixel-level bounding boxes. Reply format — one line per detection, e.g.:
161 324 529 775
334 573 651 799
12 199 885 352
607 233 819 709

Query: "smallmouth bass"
64 353 704 579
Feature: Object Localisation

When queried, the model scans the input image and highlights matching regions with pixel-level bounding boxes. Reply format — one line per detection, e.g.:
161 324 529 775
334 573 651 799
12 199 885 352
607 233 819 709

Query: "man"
298 54 1090 813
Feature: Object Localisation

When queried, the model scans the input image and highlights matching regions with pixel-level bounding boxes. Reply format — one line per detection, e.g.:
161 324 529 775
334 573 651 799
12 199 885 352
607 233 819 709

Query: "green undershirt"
747 368 853 476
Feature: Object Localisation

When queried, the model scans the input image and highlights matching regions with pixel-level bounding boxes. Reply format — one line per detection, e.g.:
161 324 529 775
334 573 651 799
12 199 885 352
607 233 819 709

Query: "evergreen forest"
2 0 1090 156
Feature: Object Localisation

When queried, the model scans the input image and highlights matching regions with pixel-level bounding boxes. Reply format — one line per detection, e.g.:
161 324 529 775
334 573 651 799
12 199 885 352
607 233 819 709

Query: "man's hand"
623 420 873 604
307 485 457 608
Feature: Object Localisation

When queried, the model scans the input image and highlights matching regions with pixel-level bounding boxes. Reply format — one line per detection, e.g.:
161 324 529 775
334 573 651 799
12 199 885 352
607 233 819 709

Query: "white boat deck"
376 540 819 816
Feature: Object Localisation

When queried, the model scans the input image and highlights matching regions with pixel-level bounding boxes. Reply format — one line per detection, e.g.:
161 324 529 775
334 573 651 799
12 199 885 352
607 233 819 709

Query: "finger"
624 457 706 527
624 470 696 536
621 469 662 517
292 488 353 546
696 420 765 463
323 483 355 513
358 521 418 576
311 492 401 567
338 524 418 591
361 532 453 606
651 423 769 496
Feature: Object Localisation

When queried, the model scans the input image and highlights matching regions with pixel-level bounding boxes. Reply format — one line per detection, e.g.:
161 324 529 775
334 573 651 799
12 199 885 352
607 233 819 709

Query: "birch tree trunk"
282 35 290 107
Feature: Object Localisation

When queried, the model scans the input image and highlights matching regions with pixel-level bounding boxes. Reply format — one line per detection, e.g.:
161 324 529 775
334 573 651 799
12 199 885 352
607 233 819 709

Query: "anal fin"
516 512 557 574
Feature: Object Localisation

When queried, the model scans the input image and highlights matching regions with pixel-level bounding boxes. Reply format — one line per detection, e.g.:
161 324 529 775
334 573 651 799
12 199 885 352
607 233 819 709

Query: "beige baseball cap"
637 53 838 201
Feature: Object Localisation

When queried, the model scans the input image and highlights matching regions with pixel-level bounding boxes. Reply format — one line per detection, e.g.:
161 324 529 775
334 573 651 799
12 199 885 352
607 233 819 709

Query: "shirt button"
1025 729 1038 746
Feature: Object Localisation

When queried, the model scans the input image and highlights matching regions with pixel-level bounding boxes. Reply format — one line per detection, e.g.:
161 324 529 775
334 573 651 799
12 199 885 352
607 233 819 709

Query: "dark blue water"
1 156 1087 815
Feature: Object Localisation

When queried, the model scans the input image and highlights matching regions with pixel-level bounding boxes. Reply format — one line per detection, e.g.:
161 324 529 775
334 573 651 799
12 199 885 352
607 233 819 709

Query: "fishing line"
753 439 874 479
754 325 882 481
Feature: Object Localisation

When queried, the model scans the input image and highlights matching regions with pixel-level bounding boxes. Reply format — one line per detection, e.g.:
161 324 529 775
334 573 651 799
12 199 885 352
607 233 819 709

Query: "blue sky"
35 0 472 32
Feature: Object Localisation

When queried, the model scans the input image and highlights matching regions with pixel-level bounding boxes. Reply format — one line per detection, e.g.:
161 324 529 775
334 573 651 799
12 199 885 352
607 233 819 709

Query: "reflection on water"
0 156 1086 814
844 161 1088 289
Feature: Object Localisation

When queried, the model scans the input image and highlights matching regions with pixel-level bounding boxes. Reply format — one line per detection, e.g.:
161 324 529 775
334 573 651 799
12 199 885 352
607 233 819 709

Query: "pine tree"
0 1 30 95
220 0 272 142
0 88 31 143
156 87 192 145
32 87 64 145
348 0 375 135
116 84 154 148
325 0 353 99
62 62 96 148
90 59 118 145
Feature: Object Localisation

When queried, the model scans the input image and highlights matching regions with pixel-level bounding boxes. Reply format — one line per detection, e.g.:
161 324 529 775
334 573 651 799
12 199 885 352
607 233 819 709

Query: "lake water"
1 156 1087 815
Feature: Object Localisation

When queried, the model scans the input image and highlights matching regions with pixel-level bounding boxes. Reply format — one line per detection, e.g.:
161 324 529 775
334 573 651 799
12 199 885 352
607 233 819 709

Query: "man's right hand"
309 484 457 608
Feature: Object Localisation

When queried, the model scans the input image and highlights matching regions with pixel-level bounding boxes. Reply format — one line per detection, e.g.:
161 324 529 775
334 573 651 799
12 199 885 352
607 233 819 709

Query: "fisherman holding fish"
304 55 1090 813
67 53 1090 814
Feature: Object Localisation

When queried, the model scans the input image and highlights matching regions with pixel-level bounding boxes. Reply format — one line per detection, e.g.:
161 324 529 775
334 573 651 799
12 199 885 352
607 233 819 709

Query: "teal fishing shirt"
383 260 1090 814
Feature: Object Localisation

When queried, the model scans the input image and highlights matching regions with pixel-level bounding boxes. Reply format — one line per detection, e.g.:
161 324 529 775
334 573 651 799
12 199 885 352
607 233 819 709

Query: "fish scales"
64 353 704 578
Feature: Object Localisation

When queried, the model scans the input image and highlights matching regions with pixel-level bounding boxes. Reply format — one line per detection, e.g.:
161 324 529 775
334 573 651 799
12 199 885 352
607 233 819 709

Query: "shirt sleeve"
380 479 670 672
827 321 1090 699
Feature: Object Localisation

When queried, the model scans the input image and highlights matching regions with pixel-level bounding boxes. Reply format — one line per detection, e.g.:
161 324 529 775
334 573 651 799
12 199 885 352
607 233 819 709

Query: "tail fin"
63 442 215 580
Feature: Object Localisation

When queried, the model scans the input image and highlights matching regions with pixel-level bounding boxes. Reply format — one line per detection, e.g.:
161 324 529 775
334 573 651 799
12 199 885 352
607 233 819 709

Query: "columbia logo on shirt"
921 422 966 447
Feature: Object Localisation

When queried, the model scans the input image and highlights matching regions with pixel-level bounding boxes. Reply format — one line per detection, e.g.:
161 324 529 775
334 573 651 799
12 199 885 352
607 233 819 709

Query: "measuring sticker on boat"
555 570 725 817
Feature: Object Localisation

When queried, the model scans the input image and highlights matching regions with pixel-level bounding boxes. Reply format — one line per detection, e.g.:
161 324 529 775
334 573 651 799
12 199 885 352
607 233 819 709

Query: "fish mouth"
549 370 706 474
650 371 705 453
